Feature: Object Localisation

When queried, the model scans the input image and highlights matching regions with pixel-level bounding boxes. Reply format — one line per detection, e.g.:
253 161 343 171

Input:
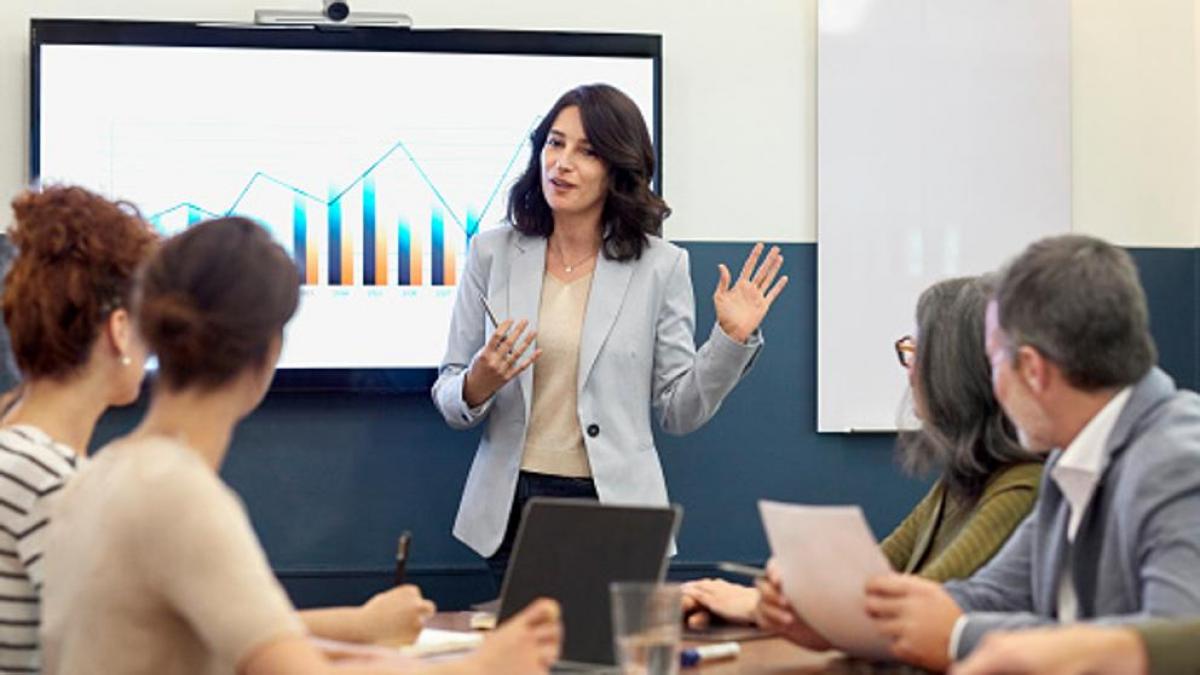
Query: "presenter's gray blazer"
945 367 1200 658
432 227 761 556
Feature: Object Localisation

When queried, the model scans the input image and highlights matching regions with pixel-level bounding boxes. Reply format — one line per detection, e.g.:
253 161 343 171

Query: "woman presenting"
432 84 787 587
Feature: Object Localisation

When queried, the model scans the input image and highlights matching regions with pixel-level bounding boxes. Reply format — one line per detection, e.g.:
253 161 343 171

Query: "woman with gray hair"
682 276 1043 630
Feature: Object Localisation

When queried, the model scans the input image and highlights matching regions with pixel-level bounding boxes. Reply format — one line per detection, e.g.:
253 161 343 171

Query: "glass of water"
610 582 682 675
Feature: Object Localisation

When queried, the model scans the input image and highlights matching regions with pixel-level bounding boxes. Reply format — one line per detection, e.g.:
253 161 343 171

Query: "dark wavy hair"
898 276 1040 502
506 84 669 262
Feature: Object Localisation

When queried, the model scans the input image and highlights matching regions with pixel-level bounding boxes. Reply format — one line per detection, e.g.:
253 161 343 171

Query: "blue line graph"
148 119 539 236
152 202 222 221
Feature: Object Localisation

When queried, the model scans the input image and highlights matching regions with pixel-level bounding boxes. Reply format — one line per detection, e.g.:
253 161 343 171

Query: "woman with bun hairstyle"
0 185 156 673
41 217 563 675
0 190 435 672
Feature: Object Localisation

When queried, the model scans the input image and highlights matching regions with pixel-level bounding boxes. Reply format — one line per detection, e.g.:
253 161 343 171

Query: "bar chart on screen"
143 122 533 290
36 44 656 368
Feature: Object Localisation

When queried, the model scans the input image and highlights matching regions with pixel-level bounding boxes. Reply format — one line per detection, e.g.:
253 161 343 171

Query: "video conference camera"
255 2 413 27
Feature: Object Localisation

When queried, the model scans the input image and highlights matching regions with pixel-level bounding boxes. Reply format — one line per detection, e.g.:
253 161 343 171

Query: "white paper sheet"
309 637 411 665
407 628 485 657
758 500 893 659
310 627 483 664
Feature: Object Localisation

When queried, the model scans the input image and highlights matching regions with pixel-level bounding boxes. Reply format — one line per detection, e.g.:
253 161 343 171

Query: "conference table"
429 612 932 674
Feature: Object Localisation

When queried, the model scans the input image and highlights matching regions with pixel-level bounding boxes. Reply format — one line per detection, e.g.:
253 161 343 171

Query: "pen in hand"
395 531 411 586
717 562 766 580
480 294 499 329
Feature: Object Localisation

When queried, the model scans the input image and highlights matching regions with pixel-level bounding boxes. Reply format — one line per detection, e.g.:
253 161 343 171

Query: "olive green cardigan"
1135 620 1200 675
880 462 1043 581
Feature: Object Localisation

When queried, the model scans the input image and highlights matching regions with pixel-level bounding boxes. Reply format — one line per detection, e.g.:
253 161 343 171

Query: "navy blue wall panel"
89 244 1198 610
1127 248 1198 391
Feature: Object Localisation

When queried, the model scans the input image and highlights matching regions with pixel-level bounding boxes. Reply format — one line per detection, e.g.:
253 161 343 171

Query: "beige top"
41 435 305 675
521 272 594 477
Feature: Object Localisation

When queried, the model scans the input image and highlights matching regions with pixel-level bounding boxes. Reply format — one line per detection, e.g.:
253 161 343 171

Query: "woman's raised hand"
714 243 788 344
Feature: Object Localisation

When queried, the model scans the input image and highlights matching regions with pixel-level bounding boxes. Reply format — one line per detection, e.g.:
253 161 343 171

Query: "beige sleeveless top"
520 271 594 477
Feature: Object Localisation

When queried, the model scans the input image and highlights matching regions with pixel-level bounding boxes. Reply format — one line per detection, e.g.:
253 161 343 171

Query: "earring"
120 355 132 366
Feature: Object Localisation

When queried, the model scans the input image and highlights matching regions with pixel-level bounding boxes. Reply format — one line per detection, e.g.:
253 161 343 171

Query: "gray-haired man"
859 234 1200 670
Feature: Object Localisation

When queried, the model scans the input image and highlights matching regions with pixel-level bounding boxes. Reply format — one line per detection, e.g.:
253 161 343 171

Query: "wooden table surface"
428 613 930 674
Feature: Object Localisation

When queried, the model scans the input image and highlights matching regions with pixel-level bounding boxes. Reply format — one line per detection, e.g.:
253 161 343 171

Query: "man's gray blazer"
432 227 761 557
945 367 1200 657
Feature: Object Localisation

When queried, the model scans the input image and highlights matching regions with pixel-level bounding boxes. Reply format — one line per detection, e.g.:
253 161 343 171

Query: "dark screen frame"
29 18 662 392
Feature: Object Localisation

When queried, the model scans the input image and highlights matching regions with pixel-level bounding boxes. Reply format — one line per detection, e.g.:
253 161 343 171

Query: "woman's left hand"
714 243 788 343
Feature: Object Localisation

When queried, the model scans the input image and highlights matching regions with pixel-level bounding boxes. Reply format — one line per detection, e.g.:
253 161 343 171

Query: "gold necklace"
552 245 598 273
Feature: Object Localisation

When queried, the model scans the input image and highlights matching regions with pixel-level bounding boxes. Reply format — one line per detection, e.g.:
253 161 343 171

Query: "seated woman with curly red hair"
0 188 480 672
0 185 156 672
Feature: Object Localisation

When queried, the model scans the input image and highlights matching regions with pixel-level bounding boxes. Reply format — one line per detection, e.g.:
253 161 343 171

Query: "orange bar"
410 241 423 286
375 227 388 286
445 247 457 286
341 237 353 286
306 245 318 286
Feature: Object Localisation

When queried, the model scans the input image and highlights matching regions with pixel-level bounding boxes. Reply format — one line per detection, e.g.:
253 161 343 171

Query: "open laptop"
496 498 682 671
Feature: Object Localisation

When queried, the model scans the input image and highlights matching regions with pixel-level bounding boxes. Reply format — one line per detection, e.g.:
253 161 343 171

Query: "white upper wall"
1 1 1197 245
0 0 812 243
1071 0 1198 247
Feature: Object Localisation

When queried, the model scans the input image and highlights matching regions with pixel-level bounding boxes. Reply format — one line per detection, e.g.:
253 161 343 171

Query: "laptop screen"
497 498 681 666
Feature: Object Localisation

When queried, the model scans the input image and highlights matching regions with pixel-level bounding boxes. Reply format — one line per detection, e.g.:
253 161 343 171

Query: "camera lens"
323 1 350 21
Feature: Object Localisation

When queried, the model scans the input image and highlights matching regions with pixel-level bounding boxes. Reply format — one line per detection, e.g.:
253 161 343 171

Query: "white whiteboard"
817 0 1071 432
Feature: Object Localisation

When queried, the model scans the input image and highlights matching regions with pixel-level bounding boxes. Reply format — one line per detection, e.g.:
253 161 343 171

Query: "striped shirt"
0 425 80 674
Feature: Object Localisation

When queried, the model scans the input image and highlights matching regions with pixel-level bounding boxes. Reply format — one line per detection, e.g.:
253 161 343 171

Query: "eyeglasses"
895 335 916 368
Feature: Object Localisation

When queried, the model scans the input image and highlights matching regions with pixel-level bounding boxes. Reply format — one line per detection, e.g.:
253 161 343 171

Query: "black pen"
395 531 412 586
479 294 499 329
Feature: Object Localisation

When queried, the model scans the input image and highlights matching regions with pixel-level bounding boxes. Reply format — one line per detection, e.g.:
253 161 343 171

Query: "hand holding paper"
864 574 961 671
753 560 833 651
757 500 893 659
